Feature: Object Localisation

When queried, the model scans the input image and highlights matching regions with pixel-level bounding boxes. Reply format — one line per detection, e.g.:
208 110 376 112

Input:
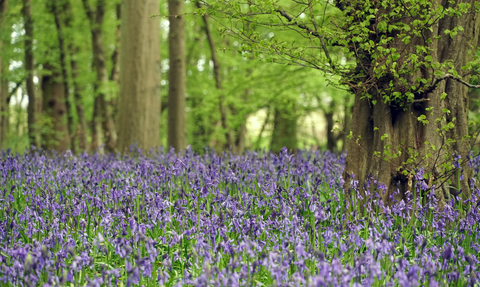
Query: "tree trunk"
0 75 8 150
117 0 160 152
109 3 121 120
341 98 352 152
55 0 89 152
69 47 88 151
90 96 102 151
324 102 337 152
270 100 297 153
341 1 480 211
190 95 211 152
0 0 8 150
110 4 121 84
52 2 75 153
22 0 40 148
167 0 187 152
82 0 117 153
41 64 71 152
235 122 247 154
197 2 236 151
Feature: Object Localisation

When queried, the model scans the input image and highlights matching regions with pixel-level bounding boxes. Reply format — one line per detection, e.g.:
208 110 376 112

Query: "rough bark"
22 0 40 148
41 64 71 152
0 0 8 149
270 100 298 153
117 0 160 152
341 0 480 211
52 2 75 152
82 0 117 153
197 2 236 151
167 0 187 151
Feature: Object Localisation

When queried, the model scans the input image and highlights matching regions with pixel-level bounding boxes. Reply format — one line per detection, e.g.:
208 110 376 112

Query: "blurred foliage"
1 0 352 154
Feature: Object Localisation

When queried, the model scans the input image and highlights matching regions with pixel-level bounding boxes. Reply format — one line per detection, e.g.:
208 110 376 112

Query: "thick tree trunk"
0 0 8 149
167 0 187 151
22 0 40 148
270 101 297 153
41 64 71 152
342 1 480 211
82 0 117 153
117 0 160 152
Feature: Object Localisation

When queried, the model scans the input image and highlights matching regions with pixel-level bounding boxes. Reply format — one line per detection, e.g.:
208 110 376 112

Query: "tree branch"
276 7 335 70
423 74 480 95
7 80 23 101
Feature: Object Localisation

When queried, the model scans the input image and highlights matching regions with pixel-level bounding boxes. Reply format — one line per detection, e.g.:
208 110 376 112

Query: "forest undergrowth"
0 147 479 286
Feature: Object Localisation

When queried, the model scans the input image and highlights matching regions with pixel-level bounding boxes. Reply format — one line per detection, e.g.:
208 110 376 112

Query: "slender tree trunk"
15 92 25 137
167 0 187 152
230 104 247 154
117 0 161 152
325 107 337 152
271 99 298 153
90 95 102 151
341 98 352 152
52 2 75 152
190 95 211 152
235 122 247 154
64 1 89 151
22 0 40 148
0 0 8 150
68 46 88 151
322 99 340 152
109 3 121 118
110 4 121 84
82 0 117 152
0 75 8 149
197 2 235 151
341 1 480 211
41 64 70 152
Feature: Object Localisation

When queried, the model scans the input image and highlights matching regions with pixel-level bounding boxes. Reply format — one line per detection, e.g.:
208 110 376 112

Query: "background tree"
167 0 187 151
0 0 8 150
41 63 70 152
82 0 117 152
117 0 160 152
0 0 366 162
22 0 39 148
